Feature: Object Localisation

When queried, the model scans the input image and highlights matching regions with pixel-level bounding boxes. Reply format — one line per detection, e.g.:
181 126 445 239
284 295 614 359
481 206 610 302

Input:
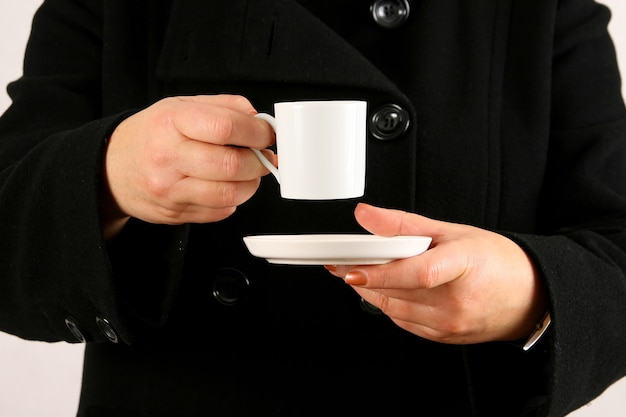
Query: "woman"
1 0 625 415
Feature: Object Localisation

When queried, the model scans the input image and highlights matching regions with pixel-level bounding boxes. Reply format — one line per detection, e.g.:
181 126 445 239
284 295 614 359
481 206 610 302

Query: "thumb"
354 203 446 238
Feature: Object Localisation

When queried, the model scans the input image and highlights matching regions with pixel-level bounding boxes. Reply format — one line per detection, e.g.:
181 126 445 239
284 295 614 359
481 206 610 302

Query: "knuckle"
156 206 185 223
153 100 178 131
203 206 238 223
378 269 394 289
377 295 391 315
440 320 470 340
194 180 251 210
226 94 252 110
217 182 242 207
209 112 235 143
434 304 475 342
144 175 171 199
419 260 442 289
148 148 175 170
220 148 243 179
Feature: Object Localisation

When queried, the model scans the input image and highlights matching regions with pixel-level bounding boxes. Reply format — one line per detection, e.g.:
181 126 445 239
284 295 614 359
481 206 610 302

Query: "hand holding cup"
101 94 276 237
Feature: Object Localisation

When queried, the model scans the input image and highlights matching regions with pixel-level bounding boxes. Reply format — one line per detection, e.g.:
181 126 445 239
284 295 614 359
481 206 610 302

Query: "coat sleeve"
509 0 626 415
0 0 187 345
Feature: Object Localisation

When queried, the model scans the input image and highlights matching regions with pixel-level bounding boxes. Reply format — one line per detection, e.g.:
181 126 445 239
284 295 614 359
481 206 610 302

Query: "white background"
0 1 625 416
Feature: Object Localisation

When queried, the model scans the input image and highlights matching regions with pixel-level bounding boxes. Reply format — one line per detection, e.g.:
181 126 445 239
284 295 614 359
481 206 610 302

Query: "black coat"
1 0 626 416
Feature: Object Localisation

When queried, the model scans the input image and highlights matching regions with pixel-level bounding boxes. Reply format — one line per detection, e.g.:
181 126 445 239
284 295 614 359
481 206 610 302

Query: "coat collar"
156 0 401 95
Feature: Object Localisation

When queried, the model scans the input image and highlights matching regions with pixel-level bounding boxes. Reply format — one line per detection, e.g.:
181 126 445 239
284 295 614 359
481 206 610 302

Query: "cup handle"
252 113 280 183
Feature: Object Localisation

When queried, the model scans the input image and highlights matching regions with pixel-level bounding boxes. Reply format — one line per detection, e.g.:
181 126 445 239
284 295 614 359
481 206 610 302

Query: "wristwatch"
523 311 552 351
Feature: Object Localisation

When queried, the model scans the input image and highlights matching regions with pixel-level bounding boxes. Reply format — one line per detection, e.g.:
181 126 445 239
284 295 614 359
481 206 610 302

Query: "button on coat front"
370 0 411 29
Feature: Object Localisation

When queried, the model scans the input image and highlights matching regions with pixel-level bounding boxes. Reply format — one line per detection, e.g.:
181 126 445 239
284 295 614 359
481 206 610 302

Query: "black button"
360 298 383 315
369 104 410 140
370 0 411 29
212 268 250 306
96 316 119 343
64 317 86 343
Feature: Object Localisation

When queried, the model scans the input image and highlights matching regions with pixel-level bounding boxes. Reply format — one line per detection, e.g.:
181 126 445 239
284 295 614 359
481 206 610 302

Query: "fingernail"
344 270 367 286
323 265 337 272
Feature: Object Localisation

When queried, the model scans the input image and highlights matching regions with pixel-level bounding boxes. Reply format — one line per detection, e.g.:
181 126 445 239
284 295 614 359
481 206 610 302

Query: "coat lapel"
156 0 400 95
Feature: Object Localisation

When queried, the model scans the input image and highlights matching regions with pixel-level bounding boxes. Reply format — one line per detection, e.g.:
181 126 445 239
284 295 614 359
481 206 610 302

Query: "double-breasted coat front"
1 0 626 416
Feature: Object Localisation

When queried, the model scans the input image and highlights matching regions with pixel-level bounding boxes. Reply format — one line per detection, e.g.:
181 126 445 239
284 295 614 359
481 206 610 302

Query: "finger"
353 286 475 343
177 94 257 114
390 318 474 345
124 188 240 225
168 175 261 210
333 241 469 290
151 204 238 225
354 203 449 238
166 98 275 149
174 140 275 181
352 286 442 333
140 175 260 224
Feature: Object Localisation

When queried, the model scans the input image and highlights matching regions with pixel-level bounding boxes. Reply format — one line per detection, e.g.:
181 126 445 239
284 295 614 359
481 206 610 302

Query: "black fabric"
1 0 625 416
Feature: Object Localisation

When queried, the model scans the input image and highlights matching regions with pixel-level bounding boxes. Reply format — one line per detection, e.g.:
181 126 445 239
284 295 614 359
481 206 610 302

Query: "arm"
0 0 273 345
327 0 626 415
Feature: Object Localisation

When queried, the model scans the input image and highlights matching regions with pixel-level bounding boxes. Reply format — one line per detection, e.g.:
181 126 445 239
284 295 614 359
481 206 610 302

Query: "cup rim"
274 99 367 106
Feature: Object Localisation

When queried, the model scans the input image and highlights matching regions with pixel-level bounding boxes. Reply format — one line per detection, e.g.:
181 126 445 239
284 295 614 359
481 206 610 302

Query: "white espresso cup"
252 100 367 200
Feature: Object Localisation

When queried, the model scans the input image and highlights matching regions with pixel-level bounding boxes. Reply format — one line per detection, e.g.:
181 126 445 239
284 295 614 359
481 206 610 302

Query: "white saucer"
243 234 432 265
